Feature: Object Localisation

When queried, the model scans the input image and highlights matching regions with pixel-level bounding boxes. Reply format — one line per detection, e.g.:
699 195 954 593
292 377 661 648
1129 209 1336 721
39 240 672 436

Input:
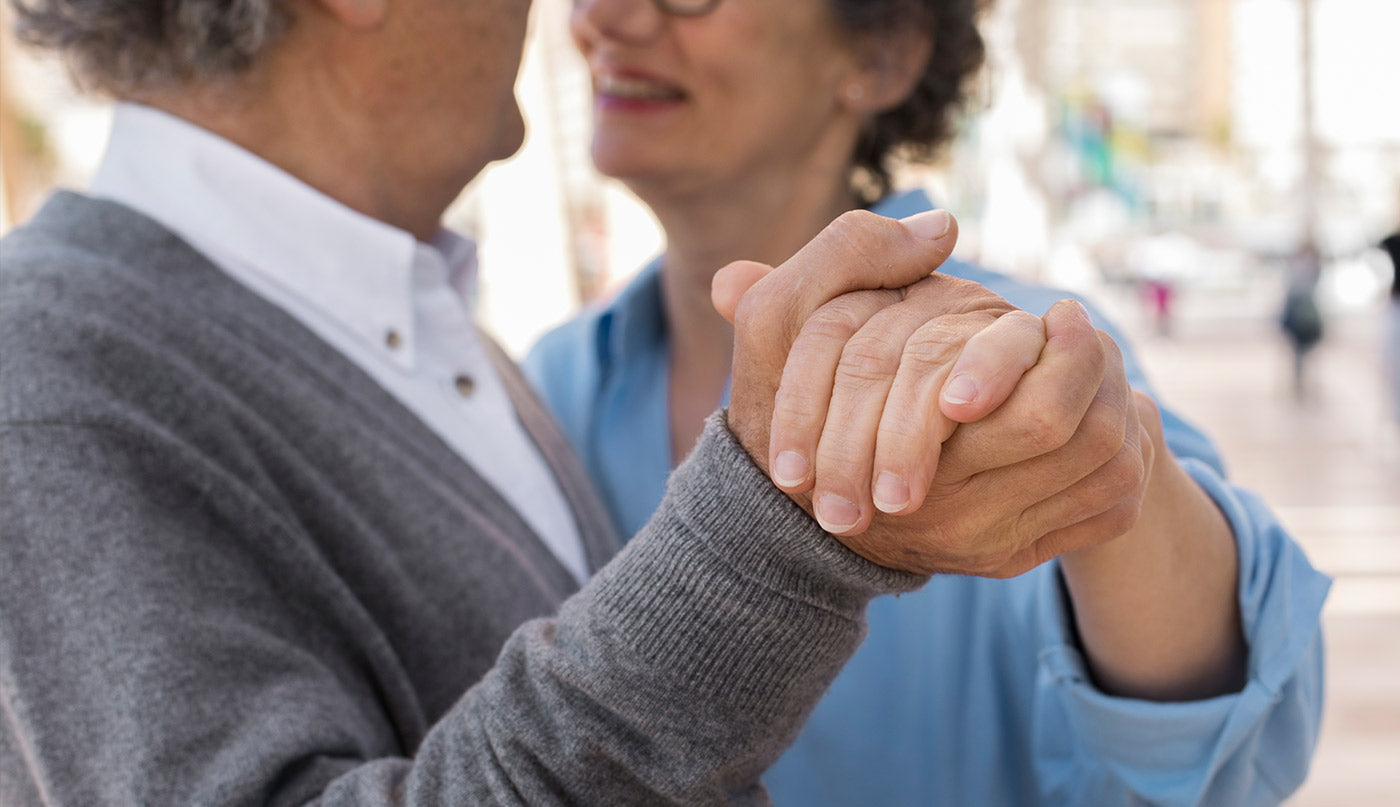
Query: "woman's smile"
595 71 687 109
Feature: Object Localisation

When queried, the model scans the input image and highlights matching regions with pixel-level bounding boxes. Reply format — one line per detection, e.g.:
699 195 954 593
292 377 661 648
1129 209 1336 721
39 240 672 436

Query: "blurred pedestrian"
1143 276 1177 337
1381 229 1400 426
1280 240 1325 401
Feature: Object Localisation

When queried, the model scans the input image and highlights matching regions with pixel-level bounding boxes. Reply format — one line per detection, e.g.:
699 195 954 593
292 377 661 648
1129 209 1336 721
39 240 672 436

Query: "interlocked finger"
870 308 1047 515
768 289 901 491
806 303 996 533
721 210 959 473
936 300 1105 481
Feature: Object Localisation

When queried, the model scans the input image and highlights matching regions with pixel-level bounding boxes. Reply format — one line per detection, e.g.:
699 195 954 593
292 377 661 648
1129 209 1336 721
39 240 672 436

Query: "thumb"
712 260 776 324
713 209 957 324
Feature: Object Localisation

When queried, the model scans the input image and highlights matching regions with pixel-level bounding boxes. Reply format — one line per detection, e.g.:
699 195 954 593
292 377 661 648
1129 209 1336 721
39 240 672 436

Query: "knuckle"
985 560 1030 580
1018 406 1078 454
827 210 907 270
1079 331 1113 375
1132 389 1162 422
1030 537 1066 570
1056 317 1108 362
919 273 1016 315
999 308 1044 334
837 331 902 384
1098 500 1142 538
970 548 1018 578
830 208 901 242
771 384 822 427
732 283 781 331
903 320 966 370
1082 448 1147 510
1109 446 1150 497
945 531 1014 577
876 417 933 448
1079 408 1128 461
1097 328 1125 362
800 301 869 345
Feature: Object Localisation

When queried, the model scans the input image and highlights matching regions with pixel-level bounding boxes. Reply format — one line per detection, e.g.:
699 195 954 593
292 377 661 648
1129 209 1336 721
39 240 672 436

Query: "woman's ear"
315 0 387 29
842 29 933 115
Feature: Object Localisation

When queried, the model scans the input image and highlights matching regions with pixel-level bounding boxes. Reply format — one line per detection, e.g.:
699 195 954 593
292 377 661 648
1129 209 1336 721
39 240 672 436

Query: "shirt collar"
601 256 668 373
88 103 477 368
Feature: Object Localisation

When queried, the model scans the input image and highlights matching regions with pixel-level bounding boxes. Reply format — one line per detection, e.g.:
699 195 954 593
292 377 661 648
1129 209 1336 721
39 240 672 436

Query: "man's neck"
131 46 451 242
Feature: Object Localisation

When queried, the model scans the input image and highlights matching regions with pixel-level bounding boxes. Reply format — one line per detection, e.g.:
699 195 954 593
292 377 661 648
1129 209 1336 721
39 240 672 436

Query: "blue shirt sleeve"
1031 471 1329 805
1013 294 1331 807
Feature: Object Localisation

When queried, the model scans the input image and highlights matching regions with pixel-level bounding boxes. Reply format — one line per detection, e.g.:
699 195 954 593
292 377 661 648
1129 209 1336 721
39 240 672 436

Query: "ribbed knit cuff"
588 412 928 716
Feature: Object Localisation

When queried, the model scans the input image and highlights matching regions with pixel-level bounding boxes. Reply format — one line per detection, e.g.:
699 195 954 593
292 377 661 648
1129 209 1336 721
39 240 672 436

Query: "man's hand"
716 210 1151 578
718 208 1243 699
714 208 967 492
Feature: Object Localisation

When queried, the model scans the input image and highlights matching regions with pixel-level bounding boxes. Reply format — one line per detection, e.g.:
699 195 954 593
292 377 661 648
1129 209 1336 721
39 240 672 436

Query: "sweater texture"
0 192 924 805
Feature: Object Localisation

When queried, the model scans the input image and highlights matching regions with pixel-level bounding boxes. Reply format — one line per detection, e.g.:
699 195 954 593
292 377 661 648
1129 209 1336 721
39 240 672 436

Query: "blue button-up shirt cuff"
1029 459 1330 805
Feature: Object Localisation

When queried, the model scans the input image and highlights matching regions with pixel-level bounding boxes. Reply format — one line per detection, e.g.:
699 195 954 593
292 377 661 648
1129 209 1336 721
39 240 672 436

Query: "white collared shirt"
89 103 589 584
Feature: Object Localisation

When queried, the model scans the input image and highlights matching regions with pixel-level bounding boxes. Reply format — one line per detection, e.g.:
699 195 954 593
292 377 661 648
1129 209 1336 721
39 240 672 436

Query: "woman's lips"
595 73 686 109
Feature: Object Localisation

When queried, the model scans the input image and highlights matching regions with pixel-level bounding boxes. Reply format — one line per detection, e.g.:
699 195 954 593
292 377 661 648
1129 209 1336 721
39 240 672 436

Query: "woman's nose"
571 0 667 46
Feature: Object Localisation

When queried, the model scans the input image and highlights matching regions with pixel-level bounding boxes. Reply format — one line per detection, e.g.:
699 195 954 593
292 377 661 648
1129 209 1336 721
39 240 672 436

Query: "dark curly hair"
829 0 989 204
8 0 291 96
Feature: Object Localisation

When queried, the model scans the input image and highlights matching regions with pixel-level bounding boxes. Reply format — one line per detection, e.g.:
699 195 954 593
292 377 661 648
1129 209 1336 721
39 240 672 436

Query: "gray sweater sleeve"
392 414 926 805
1 411 924 805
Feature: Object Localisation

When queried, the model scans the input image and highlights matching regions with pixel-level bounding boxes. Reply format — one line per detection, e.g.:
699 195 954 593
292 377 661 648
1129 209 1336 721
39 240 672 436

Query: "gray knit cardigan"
0 192 924 805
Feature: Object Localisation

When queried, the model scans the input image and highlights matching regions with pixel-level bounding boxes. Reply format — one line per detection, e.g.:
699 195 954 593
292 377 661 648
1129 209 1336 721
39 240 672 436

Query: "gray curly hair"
828 0 989 205
9 0 292 96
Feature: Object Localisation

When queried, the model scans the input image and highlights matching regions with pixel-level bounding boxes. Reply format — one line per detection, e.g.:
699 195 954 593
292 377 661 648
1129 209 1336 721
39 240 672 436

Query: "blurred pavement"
1110 285 1400 806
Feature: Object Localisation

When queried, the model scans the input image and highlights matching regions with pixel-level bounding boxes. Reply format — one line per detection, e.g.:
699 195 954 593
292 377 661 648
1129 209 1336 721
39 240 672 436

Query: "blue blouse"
523 190 1331 806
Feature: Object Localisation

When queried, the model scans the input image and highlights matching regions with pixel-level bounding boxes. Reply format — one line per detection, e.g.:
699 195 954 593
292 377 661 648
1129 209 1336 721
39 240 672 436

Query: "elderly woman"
525 0 1330 804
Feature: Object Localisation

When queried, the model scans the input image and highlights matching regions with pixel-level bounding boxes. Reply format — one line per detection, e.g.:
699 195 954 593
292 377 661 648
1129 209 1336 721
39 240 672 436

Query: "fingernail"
873 472 910 513
901 210 952 241
815 493 861 533
772 450 810 488
943 373 978 405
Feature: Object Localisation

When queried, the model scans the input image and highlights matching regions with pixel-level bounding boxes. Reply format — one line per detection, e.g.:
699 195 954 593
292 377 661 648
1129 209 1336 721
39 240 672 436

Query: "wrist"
1058 409 1245 700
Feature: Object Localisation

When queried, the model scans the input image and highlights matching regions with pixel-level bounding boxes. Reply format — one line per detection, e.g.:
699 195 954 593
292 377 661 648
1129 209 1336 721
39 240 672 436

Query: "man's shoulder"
5 190 186 263
2 191 216 311
1 192 289 429
5 191 219 326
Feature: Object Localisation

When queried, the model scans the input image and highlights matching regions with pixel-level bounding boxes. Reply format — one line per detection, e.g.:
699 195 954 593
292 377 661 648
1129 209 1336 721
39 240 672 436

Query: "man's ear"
316 0 387 29
842 29 933 115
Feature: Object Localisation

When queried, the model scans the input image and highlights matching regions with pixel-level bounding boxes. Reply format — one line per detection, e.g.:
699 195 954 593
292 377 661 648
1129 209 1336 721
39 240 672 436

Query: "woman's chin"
590 146 659 184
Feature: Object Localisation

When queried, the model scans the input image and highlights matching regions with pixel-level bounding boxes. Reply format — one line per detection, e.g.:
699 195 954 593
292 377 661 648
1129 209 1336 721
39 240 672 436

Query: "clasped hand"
716 210 1158 579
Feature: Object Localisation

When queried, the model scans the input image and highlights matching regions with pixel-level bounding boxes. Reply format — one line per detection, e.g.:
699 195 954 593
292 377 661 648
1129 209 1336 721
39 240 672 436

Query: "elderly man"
1 0 1327 804
0 0 1097 802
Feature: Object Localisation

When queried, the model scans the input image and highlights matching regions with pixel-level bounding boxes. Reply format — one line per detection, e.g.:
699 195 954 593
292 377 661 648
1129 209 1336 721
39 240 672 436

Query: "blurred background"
2 0 1397 803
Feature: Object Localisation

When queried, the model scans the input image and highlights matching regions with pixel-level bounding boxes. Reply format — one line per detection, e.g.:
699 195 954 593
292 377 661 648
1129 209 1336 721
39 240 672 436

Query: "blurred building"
947 0 1398 322
2 0 1398 352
